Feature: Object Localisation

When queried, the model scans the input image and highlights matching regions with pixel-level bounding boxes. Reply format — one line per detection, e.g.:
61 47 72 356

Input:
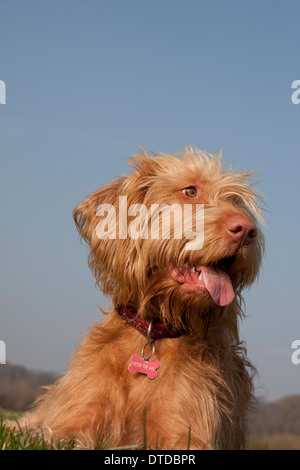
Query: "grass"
0 416 145 450
0 408 164 450
1 409 299 450
0 409 196 451
0 410 76 450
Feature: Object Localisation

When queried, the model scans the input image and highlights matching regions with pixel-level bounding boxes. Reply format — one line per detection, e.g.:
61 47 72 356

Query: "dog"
10 146 264 449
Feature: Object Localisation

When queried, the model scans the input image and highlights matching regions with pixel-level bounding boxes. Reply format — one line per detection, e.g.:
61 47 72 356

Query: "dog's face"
74 147 264 334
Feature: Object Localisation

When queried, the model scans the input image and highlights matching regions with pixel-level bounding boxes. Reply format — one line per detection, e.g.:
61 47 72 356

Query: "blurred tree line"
0 363 58 411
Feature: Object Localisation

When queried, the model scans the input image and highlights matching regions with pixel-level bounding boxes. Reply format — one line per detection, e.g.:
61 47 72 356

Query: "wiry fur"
9 147 265 449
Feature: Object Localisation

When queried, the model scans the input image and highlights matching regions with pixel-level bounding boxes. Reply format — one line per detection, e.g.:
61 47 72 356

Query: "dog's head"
74 147 265 336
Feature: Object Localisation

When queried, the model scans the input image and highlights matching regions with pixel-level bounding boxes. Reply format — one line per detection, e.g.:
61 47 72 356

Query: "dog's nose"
225 216 257 245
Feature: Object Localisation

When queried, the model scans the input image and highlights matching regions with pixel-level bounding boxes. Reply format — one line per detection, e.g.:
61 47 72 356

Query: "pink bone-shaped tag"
128 354 160 379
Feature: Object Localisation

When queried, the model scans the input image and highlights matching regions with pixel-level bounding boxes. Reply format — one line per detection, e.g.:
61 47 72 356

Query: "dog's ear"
73 178 123 245
73 178 125 292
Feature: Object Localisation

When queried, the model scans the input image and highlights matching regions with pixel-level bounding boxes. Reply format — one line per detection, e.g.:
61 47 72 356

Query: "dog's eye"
182 186 197 198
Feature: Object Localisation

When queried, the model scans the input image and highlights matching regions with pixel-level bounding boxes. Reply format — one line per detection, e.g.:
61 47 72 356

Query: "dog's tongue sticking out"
201 266 235 307
169 264 235 306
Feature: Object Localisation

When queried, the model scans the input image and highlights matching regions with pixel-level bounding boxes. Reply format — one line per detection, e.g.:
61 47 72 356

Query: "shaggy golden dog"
10 147 265 449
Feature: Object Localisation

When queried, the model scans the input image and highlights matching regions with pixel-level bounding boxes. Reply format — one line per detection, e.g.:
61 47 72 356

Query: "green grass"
0 408 153 450
0 412 76 450
0 407 194 450
0 416 145 450
0 417 143 450
2 409 299 450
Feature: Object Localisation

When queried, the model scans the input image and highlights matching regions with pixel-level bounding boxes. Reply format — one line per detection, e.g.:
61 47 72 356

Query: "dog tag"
128 354 160 379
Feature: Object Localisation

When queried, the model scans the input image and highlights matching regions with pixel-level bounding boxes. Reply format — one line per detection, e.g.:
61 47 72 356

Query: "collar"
115 304 183 339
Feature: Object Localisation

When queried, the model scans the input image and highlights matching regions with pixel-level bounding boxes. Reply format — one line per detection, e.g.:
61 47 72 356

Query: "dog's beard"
136 266 225 335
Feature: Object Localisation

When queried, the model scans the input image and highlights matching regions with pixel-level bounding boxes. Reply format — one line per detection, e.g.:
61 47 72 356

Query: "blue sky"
1 0 299 401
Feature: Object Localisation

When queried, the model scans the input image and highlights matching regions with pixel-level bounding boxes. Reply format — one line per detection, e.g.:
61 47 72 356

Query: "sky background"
1 0 299 402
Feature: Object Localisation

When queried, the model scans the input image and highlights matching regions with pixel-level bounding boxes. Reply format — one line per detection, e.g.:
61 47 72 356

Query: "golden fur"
9 147 265 449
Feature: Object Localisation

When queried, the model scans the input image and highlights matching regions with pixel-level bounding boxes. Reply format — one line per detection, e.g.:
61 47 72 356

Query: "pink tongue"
201 266 235 306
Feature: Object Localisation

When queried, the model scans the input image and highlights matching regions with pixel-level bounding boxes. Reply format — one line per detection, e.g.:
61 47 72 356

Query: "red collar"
115 304 183 339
